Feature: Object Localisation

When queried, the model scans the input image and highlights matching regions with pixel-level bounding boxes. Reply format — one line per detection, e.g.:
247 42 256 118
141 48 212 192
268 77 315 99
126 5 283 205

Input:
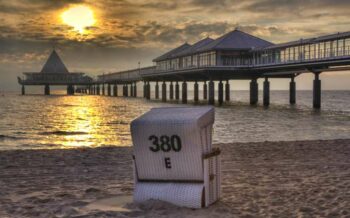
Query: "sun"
61 5 96 34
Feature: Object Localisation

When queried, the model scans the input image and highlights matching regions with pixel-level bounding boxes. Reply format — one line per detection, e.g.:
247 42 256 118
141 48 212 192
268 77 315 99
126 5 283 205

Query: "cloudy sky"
0 0 350 91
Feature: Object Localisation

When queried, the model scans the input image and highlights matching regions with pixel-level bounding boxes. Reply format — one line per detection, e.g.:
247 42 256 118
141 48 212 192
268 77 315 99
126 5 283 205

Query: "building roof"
40 50 69 74
196 29 274 52
153 43 191 62
174 37 214 57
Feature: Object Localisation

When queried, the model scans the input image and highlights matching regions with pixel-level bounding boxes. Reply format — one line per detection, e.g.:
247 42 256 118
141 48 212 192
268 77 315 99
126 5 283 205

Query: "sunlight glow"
61 5 96 34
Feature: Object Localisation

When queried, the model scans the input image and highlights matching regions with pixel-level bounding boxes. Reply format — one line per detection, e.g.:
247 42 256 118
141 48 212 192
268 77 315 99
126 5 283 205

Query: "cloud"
0 0 350 90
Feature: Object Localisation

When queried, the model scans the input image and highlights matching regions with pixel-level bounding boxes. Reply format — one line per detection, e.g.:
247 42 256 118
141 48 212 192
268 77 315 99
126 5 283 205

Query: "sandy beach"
0 139 349 218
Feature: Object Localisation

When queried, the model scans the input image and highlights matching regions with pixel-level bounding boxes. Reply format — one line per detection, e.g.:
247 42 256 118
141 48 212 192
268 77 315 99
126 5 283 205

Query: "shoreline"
1 138 350 151
0 139 349 217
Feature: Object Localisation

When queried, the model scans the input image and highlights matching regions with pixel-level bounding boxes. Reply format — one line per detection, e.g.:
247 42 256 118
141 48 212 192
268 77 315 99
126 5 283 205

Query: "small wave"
39 131 89 136
0 135 22 140
107 120 129 125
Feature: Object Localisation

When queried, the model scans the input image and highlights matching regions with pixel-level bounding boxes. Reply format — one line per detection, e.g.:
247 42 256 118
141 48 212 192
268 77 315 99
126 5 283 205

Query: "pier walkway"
92 30 350 108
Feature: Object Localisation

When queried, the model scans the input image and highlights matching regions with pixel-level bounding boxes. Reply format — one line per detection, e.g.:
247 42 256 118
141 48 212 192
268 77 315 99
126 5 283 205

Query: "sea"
0 90 349 150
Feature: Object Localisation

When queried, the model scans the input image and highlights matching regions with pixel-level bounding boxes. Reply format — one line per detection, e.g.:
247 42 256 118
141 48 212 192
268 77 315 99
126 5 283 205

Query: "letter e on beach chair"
131 107 221 208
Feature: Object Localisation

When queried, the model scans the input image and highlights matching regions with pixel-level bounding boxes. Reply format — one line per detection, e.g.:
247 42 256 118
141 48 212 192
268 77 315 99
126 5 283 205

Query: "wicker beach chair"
131 107 221 208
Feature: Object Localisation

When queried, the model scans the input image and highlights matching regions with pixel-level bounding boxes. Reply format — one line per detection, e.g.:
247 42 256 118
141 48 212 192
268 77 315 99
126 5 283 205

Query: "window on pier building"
345 38 350 56
182 56 192 68
192 55 198 67
170 58 179 70
221 51 248 66
198 52 216 67
156 61 167 71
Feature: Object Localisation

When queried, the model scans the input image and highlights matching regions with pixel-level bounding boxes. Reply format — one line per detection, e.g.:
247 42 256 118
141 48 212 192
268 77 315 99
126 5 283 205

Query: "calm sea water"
0 90 349 150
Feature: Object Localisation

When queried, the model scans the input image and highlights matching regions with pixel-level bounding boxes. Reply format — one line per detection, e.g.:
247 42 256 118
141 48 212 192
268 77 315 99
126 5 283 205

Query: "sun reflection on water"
38 95 139 149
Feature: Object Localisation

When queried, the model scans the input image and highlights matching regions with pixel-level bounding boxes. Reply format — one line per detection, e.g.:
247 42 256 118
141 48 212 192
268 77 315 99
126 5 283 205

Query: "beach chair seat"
131 107 221 208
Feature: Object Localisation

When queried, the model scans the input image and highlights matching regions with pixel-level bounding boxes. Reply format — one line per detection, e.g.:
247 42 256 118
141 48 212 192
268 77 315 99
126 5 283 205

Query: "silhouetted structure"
18 50 92 95
97 29 350 109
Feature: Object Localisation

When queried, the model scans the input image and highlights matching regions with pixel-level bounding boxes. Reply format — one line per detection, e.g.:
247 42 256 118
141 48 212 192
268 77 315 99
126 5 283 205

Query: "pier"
94 30 350 109
18 30 350 109
18 50 92 95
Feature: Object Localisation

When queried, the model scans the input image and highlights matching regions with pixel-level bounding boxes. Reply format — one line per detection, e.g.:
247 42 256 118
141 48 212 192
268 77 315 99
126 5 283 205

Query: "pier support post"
97 84 100 95
102 84 105 95
218 80 224 106
134 82 137 97
146 82 151 100
175 81 179 100
21 85 25 95
68 85 74 95
113 84 118 97
130 83 134 97
208 80 215 105
125 84 129 97
203 81 208 100
313 73 321 109
250 78 258 105
143 82 146 98
290 77 296 105
170 82 174 100
155 82 159 99
225 80 230 102
263 77 270 107
45 84 50 95
162 81 167 102
107 84 111 96
182 81 187 104
194 81 199 103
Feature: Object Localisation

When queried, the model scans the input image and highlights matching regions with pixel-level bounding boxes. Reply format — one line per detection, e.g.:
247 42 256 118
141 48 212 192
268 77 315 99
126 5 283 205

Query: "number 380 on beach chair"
131 107 221 208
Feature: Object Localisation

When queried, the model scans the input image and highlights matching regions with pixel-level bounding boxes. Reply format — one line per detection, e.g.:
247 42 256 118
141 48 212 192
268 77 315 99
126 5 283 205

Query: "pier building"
18 50 92 95
96 29 350 108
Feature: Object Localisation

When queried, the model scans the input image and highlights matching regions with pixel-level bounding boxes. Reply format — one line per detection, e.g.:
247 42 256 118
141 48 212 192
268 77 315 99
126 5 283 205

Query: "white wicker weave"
131 107 221 208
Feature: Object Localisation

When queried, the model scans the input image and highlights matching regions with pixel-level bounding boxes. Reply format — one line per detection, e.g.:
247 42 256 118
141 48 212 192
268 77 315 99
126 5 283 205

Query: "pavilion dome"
40 50 69 74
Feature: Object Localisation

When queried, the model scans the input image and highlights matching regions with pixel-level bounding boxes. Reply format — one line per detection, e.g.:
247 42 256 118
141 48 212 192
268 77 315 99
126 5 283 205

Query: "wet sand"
0 139 349 217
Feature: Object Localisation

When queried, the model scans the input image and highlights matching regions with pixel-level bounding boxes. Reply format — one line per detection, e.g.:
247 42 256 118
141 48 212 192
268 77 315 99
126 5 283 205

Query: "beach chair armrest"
203 148 221 159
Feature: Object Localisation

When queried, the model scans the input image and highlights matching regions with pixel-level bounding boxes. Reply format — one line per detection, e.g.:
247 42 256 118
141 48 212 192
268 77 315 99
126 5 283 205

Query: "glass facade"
155 37 350 71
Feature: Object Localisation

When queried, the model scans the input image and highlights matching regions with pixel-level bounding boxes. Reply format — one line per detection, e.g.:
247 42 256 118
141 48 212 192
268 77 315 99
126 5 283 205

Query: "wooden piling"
182 81 187 104
209 80 215 105
313 73 321 108
263 78 270 106
250 79 258 105
218 80 223 105
290 77 296 105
